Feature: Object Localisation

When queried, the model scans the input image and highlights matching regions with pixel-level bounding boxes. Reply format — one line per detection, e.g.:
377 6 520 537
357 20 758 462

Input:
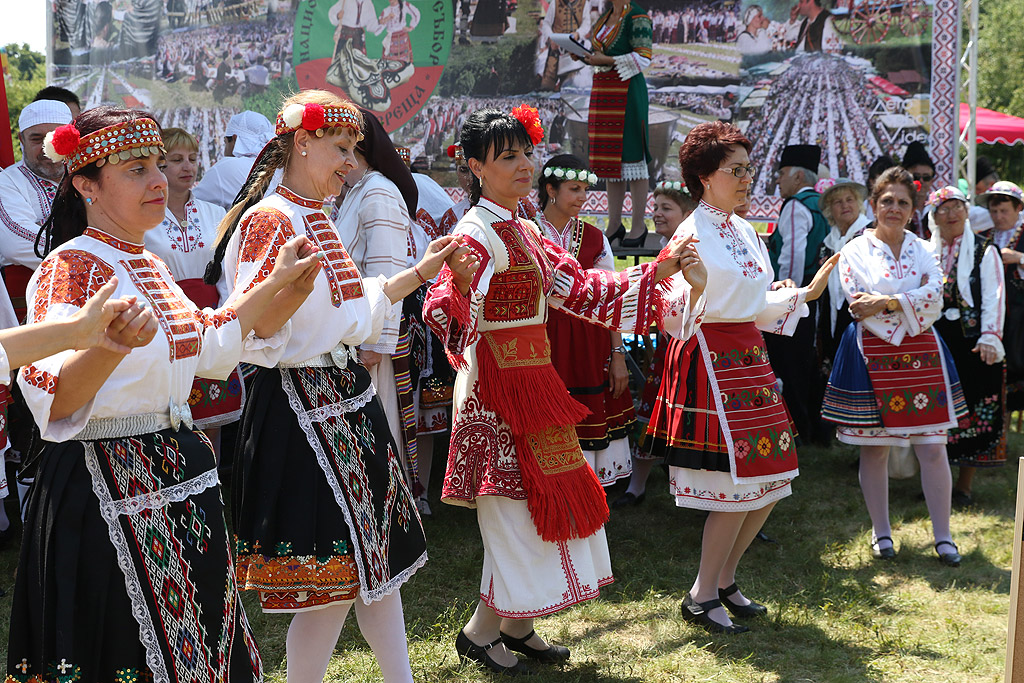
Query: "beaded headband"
44 118 164 174
542 165 597 185
655 181 688 194
275 102 362 137
396 146 411 164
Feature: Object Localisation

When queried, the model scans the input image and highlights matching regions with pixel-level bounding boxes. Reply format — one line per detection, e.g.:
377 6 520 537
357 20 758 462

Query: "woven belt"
76 412 173 440
278 345 357 369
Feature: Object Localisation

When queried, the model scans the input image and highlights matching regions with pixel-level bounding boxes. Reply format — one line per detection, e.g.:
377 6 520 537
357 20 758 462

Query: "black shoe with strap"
718 583 768 619
607 223 626 245
870 535 896 560
610 491 646 509
500 630 570 663
935 540 961 567
681 593 750 634
456 630 534 676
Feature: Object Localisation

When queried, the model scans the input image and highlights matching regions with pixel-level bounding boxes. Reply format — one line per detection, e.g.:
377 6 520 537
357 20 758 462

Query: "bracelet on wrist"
413 264 427 285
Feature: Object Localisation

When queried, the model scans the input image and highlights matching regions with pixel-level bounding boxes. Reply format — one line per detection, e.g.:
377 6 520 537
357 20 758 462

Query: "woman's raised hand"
805 252 840 302
68 278 136 353
272 235 324 294
441 237 482 295
415 235 464 283
654 234 698 283
679 240 707 295
105 300 159 352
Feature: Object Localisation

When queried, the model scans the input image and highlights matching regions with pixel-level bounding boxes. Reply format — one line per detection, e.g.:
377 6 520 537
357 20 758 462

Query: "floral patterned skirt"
188 367 245 430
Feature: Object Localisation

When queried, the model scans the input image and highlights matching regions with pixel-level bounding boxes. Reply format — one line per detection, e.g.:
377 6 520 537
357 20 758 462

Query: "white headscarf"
928 208 975 308
224 111 274 158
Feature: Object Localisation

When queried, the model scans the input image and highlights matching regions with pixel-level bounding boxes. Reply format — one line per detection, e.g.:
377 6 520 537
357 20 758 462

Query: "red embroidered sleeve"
21 364 58 394
196 307 238 329
31 250 116 323
236 208 295 293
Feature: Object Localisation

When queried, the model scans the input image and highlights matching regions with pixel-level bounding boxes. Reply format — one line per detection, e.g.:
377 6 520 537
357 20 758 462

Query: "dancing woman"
424 106 704 674
208 90 460 683
646 121 836 633
8 106 322 681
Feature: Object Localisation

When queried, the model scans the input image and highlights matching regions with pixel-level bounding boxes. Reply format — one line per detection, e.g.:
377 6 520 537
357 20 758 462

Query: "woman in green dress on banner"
578 0 653 247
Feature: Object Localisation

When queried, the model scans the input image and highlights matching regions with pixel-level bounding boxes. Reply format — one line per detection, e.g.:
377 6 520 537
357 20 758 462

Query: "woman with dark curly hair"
645 121 836 634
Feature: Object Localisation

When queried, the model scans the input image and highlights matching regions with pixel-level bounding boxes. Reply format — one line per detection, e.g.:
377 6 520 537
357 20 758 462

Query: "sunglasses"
718 166 755 178
912 172 935 182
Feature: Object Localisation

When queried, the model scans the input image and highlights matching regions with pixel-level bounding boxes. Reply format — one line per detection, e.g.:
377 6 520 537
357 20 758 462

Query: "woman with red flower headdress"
208 90 461 683
424 106 706 674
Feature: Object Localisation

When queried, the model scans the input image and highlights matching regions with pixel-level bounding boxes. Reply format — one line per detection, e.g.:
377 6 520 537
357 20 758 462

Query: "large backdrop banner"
48 0 959 219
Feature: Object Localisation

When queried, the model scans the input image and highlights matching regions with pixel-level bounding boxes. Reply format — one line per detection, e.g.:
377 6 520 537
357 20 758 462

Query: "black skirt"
7 428 261 682
233 360 426 612
936 317 1007 467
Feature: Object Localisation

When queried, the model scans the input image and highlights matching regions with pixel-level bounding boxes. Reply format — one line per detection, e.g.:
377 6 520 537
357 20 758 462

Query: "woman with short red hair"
646 121 836 634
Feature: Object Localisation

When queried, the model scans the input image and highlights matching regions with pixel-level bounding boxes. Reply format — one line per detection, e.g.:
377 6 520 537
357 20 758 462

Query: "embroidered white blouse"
0 161 56 270
837 230 943 346
19 228 243 442
219 185 397 367
661 200 808 339
146 195 226 283
332 170 410 355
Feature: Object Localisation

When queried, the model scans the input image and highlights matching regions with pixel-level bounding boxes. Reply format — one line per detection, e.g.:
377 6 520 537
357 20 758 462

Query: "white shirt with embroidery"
192 156 257 210
774 186 815 284
0 161 57 270
333 170 410 354
220 185 397 367
661 200 808 339
146 196 226 283
837 230 943 346
19 228 243 442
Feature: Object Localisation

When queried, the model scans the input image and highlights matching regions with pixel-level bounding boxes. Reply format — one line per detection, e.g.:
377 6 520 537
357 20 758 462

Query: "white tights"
858 443 953 549
285 591 413 683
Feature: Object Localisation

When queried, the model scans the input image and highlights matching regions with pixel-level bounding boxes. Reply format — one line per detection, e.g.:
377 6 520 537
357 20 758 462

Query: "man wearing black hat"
768 144 830 444
902 140 935 236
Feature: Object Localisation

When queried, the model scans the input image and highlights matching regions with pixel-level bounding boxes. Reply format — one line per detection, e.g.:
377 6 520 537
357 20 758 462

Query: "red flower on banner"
510 104 544 146
51 124 81 157
303 103 326 131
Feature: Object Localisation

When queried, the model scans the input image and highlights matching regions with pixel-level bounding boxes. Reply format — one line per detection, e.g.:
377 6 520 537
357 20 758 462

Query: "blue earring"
85 197 94 205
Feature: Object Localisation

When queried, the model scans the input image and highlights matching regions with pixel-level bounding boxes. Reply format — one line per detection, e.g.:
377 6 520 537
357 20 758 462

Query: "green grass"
0 438 1016 681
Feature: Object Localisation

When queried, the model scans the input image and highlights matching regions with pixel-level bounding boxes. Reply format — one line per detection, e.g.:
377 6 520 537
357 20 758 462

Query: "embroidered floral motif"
161 200 204 253
31 250 115 323
276 185 326 210
83 227 145 255
122 257 204 362
238 208 295 292
196 308 238 330
484 221 547 322
21 365 58 395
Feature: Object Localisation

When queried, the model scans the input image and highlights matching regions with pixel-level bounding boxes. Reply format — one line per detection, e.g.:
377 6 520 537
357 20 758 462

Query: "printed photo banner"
47 0 959 220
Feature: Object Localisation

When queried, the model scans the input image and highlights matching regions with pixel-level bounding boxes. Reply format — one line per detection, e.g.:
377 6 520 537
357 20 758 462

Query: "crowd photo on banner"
0 0 1018 680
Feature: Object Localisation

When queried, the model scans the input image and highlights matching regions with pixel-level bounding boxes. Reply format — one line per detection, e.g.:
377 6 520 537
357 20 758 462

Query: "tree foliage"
976 0 1024 183
3 43 47 162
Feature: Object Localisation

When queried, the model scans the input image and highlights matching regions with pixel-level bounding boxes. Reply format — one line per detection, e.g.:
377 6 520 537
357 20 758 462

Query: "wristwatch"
611 345 627 355
885 296 899 313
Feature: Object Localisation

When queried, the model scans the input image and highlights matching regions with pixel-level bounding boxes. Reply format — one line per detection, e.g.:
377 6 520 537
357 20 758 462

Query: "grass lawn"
0 437 1015 681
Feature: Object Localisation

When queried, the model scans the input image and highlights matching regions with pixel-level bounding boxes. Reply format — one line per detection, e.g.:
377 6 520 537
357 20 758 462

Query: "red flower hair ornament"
510 104 545 146
447 144 459 158
43 123 82 163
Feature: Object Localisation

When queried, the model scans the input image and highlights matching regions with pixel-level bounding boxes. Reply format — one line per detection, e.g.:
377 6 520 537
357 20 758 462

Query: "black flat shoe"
680 593 750 634
607 224 626 244
500 630 570 663
456 630 533 676
952 489 973 508
935 540 961 567
870 535 896 560
610 491 646 509
718 583 768 619
620 230 648 248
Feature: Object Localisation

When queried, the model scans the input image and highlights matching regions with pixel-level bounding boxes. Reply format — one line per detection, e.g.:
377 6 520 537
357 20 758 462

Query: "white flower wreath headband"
656 181 688 194
543 166 598 185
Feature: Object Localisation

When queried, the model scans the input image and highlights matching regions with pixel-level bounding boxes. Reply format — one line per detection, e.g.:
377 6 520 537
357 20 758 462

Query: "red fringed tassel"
426 264 472 372
514 432 609 542
476 337 589 434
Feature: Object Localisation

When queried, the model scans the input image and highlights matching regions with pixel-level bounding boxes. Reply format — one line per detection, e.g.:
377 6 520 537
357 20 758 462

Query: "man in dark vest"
767 144 830 445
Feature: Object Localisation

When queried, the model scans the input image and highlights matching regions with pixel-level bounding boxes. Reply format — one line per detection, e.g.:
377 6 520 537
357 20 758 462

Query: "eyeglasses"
718 166 755 178
935 202 966 216
912 172 935 183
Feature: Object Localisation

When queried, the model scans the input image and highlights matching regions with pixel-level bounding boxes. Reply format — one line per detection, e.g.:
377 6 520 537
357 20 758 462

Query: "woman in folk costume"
8 106 324 682
423 106 705 674
538 154 633 486
332 106 423 491
645 122 837 634
821 168 968 567
816 178 871 365
147 127 243 458
207 90 461 683
579 0 653 247
614 181 696 508
924 186 1006 506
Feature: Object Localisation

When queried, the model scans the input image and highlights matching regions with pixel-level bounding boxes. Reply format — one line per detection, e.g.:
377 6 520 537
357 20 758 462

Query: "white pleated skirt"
476 495 613 618
668 467 792 512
